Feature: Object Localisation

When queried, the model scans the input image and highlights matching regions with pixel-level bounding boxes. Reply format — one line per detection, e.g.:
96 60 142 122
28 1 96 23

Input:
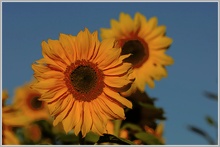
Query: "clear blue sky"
2 2 218 145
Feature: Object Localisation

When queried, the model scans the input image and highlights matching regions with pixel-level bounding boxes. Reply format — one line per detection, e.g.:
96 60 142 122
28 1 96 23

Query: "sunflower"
31 28 133 137
2 90 28 145
101 12 174 95
12 80 50 123
2 109 28 145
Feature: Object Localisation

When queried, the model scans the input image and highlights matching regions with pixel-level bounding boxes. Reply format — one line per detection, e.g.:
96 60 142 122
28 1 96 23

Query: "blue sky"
2 2 218 145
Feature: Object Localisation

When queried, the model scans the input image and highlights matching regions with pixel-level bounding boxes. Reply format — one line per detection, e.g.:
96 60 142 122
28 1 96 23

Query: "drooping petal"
81 102 93 137
103 87 132 109
103 62 132 76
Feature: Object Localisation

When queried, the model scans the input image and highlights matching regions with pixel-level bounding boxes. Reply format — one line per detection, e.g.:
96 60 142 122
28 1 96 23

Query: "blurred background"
2 2 218 145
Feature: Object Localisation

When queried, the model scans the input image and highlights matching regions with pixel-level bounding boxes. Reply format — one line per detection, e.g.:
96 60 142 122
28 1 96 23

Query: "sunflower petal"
103 62 132 76
81 102 92 137
103 87 132 109
59 33 77 63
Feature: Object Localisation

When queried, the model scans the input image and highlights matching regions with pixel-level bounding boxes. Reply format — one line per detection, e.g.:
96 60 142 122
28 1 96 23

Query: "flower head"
32 28 133 137
101 12 174 95
12 80 50 123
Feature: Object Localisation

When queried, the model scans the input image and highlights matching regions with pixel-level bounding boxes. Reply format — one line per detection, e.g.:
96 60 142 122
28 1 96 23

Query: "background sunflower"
101 12 174 95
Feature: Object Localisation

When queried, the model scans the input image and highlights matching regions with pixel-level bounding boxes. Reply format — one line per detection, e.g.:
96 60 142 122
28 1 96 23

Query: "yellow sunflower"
2 109 28 145
101 12 174 95
2 90 28 145
12 80 50 123
31 28 133 137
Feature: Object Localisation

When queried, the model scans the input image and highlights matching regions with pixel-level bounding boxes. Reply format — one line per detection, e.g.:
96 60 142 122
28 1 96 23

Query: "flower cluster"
2 12 173 145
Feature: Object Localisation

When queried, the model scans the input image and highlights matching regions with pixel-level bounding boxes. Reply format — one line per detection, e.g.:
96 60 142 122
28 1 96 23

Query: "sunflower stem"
79 132 85 145
114 120 122 137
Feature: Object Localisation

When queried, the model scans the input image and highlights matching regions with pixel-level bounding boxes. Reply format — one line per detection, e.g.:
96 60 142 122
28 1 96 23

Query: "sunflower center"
121 40 149 68
30 96 43 110
70 66 97 93
64 60 104 101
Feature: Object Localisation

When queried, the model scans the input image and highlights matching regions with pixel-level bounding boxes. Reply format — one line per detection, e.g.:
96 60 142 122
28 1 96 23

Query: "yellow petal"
110 19 121 32
104 74 131 88
138 17 158 38
31 79 64 91
99 96 125 119
73 101 83 136
57 99 75 133
59 33 77 63
145 25 166 41
81 102 92 137
35 70 64 80
134 12 145 32
151 50 174 65
90 102 105 135
119 12 134 34
103 87 132 109
93 38 116 63
31 63 50 75
53 96 73 127
46 91 69 115
103 54 131 70
103 62 132 76
47 39 71 65
96 96 119 119
100 28 114 39
88 31 100 60
149 37 173 49
41 41 66 71
75 28 91 60
62 100 81 133
97 47 121 69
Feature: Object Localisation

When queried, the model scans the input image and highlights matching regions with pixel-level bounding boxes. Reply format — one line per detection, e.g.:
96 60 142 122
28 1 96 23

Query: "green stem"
114 120 122 137
79 132 85 145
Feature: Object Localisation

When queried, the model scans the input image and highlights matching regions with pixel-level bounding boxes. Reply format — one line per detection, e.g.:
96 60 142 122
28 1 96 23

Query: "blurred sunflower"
101 12 174 95
24 123 42 143
12 80 50 123
106 120 129 139
31 28 133 137
144 122 165 144
2 90 28 145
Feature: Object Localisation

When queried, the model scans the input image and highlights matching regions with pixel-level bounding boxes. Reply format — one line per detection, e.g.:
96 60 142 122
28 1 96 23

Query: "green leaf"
84 132 99 144
134 132 163 145
121 123 143 132
97 134 135 145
